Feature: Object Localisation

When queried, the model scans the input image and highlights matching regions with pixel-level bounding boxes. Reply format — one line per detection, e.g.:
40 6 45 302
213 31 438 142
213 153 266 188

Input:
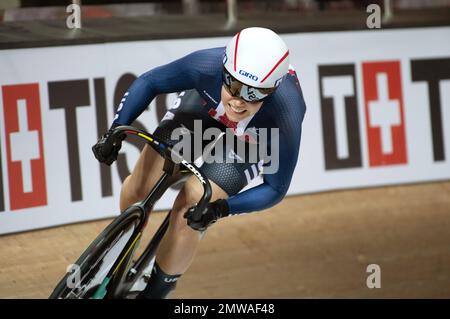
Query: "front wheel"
49 208 144 299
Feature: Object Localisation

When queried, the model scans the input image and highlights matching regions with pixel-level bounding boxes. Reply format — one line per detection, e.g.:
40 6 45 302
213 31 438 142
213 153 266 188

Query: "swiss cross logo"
362 61 407 166
319 60 408 170
2 83 47 210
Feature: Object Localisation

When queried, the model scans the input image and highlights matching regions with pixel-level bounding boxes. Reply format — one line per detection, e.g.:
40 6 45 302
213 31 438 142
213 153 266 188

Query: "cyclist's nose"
234 98 246 107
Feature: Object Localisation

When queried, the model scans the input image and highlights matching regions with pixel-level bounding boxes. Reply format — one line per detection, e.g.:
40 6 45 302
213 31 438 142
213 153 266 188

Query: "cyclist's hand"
92 123 126 166
184 199 229 232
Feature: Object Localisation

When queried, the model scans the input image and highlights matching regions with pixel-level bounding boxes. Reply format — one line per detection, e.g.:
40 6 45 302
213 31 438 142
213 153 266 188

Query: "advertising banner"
1 27 449 234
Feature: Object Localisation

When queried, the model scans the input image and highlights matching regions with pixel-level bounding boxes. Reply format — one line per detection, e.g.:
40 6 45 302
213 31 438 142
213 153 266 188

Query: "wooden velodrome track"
0 181 449 299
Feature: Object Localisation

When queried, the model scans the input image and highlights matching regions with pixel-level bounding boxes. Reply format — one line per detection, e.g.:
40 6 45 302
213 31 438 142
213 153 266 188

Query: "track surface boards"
1 181 449 298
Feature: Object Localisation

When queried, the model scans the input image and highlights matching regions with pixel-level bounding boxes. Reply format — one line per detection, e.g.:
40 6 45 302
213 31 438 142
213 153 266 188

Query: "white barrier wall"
0 27 449 234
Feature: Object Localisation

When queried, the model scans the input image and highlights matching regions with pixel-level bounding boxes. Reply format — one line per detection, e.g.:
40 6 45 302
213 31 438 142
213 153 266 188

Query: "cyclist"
92 27 306 299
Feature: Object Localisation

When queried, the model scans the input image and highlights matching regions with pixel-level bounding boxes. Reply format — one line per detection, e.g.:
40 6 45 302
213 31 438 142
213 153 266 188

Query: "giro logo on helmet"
239 70 259 81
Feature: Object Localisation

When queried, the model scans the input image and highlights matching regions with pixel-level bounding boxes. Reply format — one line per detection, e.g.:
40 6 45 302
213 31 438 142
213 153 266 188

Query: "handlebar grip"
190 203 208 222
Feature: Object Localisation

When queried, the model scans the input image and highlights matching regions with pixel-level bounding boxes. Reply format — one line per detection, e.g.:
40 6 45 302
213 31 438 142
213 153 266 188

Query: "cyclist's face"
221 86 264 122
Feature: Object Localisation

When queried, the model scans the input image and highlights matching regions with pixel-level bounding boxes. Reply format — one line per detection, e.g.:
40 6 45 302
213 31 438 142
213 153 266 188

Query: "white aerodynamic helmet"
223 27 290 102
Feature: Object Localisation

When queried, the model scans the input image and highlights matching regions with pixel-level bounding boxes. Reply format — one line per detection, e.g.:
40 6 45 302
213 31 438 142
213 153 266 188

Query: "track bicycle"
49 125 211 299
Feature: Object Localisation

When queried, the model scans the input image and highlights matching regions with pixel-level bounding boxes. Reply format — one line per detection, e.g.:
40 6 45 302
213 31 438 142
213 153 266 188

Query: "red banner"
2 83 47 210
362 61 407 166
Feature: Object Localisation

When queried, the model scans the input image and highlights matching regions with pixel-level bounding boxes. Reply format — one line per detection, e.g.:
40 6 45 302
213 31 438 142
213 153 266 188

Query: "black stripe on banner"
94 78 112 198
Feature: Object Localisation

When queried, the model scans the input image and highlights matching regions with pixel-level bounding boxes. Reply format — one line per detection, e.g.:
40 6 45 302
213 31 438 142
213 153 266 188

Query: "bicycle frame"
91 125 212 298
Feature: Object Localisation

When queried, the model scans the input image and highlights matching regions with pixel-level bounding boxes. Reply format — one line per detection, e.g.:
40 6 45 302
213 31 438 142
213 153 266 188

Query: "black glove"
184 199 230 232
92 123 126 166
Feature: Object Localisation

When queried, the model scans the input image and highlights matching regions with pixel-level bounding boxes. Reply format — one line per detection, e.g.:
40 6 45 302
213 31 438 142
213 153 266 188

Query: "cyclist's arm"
226 129 301 215
113 49 217 125
225 80 306 215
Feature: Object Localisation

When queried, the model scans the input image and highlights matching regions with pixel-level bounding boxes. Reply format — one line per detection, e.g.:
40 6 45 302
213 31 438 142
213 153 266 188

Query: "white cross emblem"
368 73 401 154
9 99 41 193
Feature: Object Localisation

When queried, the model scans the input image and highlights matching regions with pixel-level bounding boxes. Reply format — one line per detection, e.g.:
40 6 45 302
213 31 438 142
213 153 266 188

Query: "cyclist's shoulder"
185 46 225 62
176 47 224 78
257 68 305 133
270 71 306 114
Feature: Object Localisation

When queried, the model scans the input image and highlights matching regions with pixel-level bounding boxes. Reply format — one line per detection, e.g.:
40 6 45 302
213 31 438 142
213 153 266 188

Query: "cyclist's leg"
155 130 265 272
155 176 228 275
137 175 228 299
120 145 165 211
139 136 263 299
